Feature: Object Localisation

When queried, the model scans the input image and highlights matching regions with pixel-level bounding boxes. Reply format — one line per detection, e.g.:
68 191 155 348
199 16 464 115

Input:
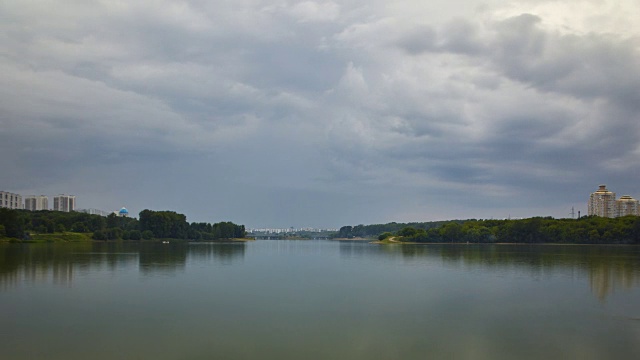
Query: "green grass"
26 232 94 243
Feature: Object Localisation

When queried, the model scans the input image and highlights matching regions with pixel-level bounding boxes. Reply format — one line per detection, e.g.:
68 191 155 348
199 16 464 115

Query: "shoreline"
371 241 640 246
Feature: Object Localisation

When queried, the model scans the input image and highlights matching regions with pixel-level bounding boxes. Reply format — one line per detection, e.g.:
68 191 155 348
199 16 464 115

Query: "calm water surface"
1 240 639 359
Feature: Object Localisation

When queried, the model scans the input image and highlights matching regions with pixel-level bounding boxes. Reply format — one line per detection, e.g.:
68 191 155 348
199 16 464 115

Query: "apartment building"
53 194 76 212
24 195 49 211
616 195 639 217
588 185 639 218
0 191 22 209
588 185 616 217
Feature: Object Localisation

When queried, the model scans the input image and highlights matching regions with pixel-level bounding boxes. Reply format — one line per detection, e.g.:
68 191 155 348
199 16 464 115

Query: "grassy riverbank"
1 232 94 243
1 233 255 243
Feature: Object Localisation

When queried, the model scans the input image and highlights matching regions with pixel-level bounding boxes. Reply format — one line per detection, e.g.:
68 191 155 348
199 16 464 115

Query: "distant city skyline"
4 181 640 228
2 0 639 228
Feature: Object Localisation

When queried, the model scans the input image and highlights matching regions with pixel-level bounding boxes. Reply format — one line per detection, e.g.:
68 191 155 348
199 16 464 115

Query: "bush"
129 230 141 241
141 230 154 240
71 222 88 233
55 224 66 233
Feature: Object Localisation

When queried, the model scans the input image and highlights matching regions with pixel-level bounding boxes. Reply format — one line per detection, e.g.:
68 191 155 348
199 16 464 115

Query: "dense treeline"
0 208 245 241
382 216 640 244
336 220 465 238
139 210 245 240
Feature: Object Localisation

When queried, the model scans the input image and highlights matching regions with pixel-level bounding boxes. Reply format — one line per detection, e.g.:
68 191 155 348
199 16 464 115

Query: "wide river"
1 240 639 359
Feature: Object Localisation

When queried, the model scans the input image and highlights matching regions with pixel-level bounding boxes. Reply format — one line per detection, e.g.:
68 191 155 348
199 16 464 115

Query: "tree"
0 208 25 238
338 226 353 238
71 222 88 233
129 230 141 241
139 210 188 238
441 223 462 243
93 230 107 240
106 213 120 229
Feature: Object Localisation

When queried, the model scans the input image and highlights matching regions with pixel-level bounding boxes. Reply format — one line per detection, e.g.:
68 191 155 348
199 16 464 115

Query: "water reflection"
339 242 640 301
188 242 246 264
139 242 188 274
0 241 246 288
0 242 138 288
2 241 638 301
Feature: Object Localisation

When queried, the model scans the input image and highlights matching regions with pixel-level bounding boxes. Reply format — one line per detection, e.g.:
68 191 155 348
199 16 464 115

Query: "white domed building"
118 207 129 217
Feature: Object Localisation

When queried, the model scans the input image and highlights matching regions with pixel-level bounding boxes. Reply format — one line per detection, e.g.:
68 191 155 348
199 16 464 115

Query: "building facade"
77 208 110 217
24 195 49 211
53 194 76 212
616 195 639 217
588 185 616 218
588 185 640 218
0 191 22 209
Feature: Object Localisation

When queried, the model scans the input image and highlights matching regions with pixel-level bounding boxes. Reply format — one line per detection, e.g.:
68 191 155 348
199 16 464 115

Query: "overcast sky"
1 0 639 228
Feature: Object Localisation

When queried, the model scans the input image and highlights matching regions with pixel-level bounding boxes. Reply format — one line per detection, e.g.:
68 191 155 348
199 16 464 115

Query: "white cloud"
289 1 340 23
491 0 640 36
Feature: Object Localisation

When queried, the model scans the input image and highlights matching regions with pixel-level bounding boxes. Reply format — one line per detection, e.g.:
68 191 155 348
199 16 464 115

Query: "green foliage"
0 208 245 242
378 232 393 240
0 224 5 238
337 220 466 238
71 222 88 233
338 216 640 244
0 208 26 238
92 230 107 240
386 216 640 244
29 232 93 242
129 230 141 241
139 210 188 239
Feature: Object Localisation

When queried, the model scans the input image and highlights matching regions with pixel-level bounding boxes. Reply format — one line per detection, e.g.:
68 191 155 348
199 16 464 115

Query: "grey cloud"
396 26 438 54
2 0 639 226
439 18 484 54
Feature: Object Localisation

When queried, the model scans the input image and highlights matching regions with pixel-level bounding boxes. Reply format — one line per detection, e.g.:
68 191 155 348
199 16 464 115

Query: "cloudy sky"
1 0 639 228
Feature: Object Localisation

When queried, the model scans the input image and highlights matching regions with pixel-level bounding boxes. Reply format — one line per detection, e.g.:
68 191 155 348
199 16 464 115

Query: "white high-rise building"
24 195 49 211
53 194 76 212
0 191 22 209
616 195 639 217
588 185 616 218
